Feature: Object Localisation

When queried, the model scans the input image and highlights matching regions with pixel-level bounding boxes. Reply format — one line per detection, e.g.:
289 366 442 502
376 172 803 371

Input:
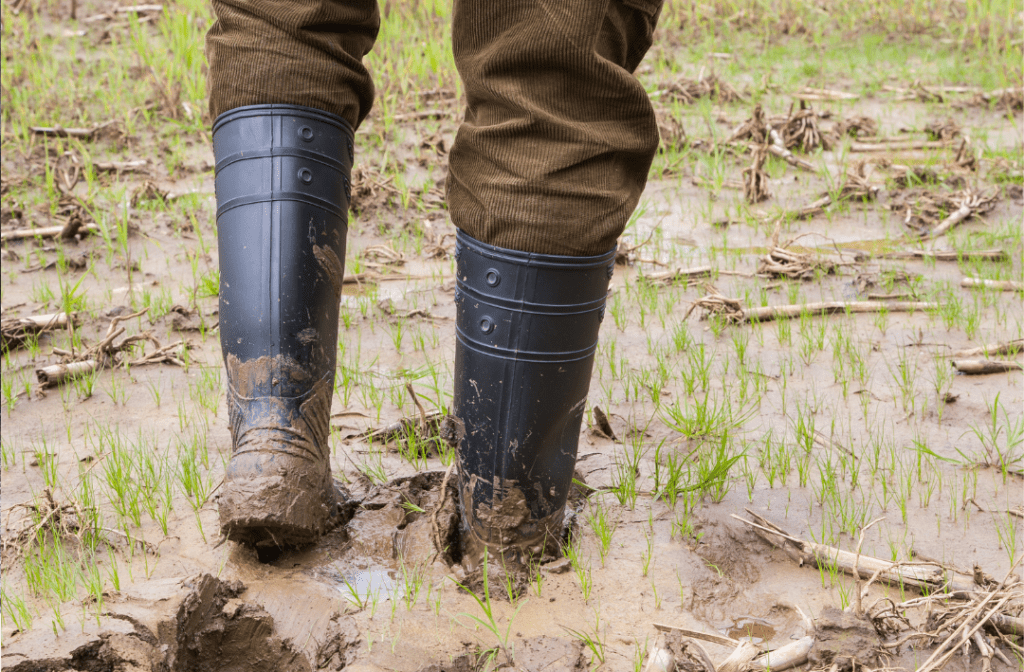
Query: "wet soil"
2 4 1023 671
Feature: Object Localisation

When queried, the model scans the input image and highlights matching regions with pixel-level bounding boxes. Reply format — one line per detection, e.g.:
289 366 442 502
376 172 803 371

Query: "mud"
220 353 342 546
1 574 339 672
3 5 1023 670
807 607 883 671
313 244 346 300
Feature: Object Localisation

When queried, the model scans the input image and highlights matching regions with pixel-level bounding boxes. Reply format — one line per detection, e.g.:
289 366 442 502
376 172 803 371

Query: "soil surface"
2 1 1023 670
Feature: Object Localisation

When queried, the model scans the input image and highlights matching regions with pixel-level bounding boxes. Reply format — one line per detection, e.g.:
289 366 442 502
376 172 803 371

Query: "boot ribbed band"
213 104 353 222
454 231 615 364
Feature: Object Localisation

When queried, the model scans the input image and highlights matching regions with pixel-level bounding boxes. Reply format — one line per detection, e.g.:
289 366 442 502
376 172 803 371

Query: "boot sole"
218 473 331 547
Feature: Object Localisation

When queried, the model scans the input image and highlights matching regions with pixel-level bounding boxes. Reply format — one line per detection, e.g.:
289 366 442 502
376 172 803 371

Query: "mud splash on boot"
219 354 353 549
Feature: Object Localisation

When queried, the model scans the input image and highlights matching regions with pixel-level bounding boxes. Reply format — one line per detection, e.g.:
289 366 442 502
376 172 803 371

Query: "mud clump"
1 574 357 672
808 607 882 671
346 470 460 567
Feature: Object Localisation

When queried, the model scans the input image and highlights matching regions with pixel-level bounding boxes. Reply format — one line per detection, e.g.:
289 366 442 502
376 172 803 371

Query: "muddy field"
2 1 1023 670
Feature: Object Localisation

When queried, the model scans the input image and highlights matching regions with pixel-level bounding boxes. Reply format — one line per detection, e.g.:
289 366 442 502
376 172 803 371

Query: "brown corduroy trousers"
207 0 662 256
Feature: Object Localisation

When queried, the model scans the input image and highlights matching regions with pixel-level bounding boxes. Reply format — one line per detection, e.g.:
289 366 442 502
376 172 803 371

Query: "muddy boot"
213 104 353 547
452 230 614 563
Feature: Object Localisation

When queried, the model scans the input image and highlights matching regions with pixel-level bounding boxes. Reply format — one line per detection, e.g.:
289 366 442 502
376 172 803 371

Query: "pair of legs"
207 0 662 556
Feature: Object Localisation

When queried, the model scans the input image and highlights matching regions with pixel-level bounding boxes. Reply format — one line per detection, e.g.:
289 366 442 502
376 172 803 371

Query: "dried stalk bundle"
684 289 744 322
28 119 119 140
743 144 771 203
895 561 1023 672
349 166 402 214
757 226 842 281
923 118 962 141
777 100 829 152
36 308 187 387
362 243 406 267
727 104 770 144
1 489 153 571
971 86 1024 112
891 188 999 236
1 312 71 352
890 165 944 188
757 246 836 280
355 410 445 444
614 231 663 267
655 110 686 147
783 163 879 221
0 223 98 242
1 490 95 570
831 115 878 139
660 73 742 105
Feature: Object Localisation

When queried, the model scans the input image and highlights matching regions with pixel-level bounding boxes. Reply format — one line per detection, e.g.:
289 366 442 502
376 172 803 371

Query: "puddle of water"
724 617 777 645
336 569 399 604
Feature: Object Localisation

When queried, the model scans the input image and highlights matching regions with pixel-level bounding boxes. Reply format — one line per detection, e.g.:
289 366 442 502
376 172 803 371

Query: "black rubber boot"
452 230 615 563
213 104 353 547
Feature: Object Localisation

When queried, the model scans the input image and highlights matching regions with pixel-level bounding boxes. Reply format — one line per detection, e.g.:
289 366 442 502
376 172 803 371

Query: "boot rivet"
485 269 501 287
298 126 314 142
298 168 313 184
454 288 463 303
479 316 494 334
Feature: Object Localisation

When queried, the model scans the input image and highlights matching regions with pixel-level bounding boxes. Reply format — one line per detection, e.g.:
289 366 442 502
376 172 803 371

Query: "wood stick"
652 623 740 648
28 120 117 139
972 630 995 672
952 340 1024 358
733 511 976 594
36 360 98 387
4 313 70 330
0 224 98 241
928 203 974 238
961 277 1023 292
794 87 859 101
991 613 1024 637
738 301 936 324
850 140 953 152
951 359 1023 375
643 266 714 284
879 249 1006 262
642 635 674 672
750 636 813 671
717 641 759 672
764 137 817 173
94 159 148 173
390 109 449 122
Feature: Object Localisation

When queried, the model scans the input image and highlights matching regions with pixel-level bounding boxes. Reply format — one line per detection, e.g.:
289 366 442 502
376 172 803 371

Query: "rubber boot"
213 104 353 547
452 230 615 563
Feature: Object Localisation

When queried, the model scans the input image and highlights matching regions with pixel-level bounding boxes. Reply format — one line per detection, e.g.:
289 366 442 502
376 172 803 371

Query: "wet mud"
2 8 1023 670
1 574 342 672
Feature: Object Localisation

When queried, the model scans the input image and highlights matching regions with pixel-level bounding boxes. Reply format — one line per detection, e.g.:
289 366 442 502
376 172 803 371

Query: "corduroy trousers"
206 0 663 256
